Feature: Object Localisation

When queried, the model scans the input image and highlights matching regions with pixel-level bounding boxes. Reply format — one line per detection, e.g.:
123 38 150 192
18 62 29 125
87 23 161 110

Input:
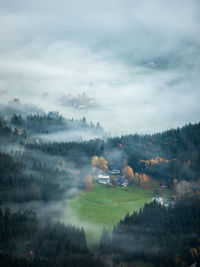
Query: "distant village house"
110 168 120 175
98 173 110 184
116 177 129 187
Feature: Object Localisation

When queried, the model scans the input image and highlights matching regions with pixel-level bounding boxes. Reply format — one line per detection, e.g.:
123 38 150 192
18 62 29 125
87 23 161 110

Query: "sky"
0 0 200 135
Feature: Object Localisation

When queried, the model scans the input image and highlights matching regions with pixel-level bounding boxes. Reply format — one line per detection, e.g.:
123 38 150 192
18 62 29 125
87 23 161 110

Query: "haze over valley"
1 0 200 134
0 1 200 267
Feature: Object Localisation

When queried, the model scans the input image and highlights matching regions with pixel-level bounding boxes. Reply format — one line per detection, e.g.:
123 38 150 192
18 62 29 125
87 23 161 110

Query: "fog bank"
0 0 200 135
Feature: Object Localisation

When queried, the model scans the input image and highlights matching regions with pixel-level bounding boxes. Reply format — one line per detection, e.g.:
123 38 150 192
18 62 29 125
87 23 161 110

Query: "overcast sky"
0 0 200 135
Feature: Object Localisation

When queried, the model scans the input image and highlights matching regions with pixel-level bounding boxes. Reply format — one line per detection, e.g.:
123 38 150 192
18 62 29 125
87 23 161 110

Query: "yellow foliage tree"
140 174 148 183
123 165 134 181
91 156 99 168
139 173 150 189
98 157 108 172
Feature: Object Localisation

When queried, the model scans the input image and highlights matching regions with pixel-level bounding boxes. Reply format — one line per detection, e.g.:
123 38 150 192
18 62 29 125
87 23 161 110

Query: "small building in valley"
98 173 110 184
110 168 120 175
116 177 129 187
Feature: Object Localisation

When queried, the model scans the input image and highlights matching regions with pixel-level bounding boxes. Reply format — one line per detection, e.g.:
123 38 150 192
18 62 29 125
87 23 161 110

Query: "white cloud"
0 0 200 134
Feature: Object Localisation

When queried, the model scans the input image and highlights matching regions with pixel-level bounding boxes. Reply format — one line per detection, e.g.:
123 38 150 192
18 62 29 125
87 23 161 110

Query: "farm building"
116 177 129 187
160 183 168 188
98 173 110 184
110 168 120 175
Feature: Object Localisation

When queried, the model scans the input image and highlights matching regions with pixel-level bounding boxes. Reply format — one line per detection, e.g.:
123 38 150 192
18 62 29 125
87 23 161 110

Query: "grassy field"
64 181 160 248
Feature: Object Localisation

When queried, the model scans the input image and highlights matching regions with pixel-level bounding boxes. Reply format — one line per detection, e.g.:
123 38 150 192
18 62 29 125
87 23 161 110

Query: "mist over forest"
1 0 200 134
0 0 200 266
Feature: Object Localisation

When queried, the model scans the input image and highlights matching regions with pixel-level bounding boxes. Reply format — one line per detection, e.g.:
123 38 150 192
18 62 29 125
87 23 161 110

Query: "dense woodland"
28 122 200 185
0 99 104 135
0 104 200 266
10 112 104 134
99 196 200 266
0 208 103 267
0 151 83 204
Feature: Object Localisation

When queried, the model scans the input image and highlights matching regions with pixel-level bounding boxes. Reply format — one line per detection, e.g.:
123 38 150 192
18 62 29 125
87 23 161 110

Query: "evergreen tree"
99 227 110 254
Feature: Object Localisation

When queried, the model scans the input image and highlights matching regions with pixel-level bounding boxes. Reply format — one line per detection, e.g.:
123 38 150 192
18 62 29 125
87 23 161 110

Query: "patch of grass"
64 182 159 248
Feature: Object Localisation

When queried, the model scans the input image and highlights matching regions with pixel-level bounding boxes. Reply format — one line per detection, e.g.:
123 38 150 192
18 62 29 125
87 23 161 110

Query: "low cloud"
0 0 199 135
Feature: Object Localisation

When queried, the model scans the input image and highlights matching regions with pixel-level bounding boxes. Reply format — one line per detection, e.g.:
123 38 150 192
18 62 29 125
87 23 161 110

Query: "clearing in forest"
65 182 159 248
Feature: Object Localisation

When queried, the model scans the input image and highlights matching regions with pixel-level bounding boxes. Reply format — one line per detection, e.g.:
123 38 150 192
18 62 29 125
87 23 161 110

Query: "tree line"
0 208 103 267
28 122 200 185
10 112 104 134
99 196 200 266
0 151 82 204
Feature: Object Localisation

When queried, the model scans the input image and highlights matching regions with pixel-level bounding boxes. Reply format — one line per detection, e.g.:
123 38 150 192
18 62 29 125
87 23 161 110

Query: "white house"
98 173 110 184
152 197 164 205
110 169 120 175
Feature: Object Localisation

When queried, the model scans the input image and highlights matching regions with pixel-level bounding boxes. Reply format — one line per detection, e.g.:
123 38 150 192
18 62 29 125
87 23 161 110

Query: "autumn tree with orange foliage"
122 165 134 181
85 174 93 191
139 173 150 189
91 156 99 168
98 157 108 172
91 156 108 172
141 174 148 182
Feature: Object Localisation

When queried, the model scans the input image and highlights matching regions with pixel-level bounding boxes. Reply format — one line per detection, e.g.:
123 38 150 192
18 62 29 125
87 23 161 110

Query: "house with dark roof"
116 177 129 187
117 177 125 185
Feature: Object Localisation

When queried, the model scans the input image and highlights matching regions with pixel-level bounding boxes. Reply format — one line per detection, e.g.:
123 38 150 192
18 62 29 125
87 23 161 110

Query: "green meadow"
65 181 160 248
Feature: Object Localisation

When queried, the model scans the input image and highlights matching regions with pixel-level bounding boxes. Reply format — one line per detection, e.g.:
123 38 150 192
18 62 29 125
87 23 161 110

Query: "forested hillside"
0 208 103 267
1 0 200 266
101 196 200 266
28 122 200 185
0 104 200 266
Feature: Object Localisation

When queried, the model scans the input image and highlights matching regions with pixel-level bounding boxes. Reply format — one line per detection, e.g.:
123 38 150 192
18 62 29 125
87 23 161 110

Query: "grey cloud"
0 0 200 134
